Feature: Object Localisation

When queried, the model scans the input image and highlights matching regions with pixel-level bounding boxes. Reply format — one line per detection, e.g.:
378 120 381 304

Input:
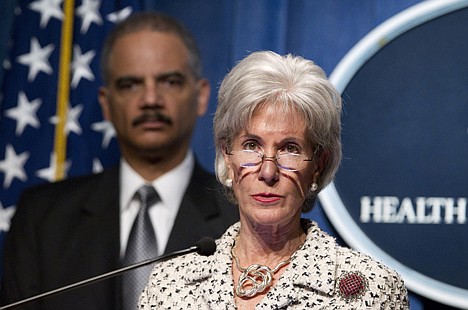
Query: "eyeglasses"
226 149 314 172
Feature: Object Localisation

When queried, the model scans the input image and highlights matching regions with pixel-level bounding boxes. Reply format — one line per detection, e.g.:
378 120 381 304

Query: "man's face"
99 30 209 163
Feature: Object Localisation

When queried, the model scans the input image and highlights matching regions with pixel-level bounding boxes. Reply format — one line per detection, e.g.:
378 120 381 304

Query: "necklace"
231 241 292 298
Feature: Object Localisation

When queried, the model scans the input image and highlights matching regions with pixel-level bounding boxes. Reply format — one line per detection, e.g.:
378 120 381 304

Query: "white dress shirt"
119 151 194 257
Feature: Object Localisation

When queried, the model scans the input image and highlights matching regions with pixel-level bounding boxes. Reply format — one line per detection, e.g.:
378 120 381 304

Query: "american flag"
0 0 142 274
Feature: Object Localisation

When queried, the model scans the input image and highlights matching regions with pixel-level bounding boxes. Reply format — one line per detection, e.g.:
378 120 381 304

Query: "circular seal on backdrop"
320 0 468 308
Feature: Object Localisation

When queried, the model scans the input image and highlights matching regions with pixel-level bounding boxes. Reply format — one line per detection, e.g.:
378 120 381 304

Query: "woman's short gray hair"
213 51 342 212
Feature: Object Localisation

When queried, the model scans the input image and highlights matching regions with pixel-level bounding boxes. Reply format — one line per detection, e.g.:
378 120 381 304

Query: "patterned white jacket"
139 220 409 309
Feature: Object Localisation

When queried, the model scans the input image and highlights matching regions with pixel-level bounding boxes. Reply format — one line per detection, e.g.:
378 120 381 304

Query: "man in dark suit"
0 12 238 310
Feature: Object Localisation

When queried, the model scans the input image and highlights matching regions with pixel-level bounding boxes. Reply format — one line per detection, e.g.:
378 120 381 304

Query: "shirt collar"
120 150 194 212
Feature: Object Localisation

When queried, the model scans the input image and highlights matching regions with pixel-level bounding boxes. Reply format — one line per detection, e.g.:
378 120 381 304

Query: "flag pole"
54 0 75 180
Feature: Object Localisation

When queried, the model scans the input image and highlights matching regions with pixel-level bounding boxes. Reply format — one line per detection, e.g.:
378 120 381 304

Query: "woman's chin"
244 209 296 228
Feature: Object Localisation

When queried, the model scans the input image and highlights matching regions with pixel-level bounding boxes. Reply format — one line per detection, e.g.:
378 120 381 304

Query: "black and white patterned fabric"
139 220 409 309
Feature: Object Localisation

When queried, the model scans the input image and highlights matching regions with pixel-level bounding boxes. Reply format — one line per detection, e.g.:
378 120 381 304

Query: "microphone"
0 237 216 310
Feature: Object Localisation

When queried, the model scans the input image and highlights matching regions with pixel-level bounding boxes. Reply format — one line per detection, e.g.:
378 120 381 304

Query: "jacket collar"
183 220 337 307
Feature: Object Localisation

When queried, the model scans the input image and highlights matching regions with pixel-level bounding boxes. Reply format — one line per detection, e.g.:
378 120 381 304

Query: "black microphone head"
196 237 216 256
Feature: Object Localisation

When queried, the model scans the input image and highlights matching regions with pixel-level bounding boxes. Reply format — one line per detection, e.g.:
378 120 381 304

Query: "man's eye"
161 78 183 87
118 83 133 89
116 79 140 90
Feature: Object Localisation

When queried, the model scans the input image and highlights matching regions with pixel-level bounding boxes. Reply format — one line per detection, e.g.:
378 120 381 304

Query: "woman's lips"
252 193 282 203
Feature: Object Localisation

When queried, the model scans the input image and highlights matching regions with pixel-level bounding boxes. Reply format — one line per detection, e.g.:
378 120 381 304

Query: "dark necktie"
122 185 159 310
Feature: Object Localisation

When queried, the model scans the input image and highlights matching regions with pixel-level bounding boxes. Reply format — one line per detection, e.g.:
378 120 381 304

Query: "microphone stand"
0 246 198 310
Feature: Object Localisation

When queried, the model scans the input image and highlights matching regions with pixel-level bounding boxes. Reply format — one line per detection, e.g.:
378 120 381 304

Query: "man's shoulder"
190 160 218 183
186 160 226 198
20 166 119 201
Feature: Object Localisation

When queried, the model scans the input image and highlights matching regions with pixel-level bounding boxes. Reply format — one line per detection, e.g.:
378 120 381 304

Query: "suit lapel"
78 167 121 308
79 166 120 256
164 161 224 253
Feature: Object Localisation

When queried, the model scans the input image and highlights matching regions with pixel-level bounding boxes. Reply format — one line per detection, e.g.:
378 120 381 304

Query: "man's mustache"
132 111 172 127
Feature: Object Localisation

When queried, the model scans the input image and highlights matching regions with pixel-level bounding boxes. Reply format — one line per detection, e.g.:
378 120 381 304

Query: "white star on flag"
16 37 54 82
0 144 29 189
91 120 115 148
71 45 96 88
0 203 16 233
49 103 84 135
5 91 42 136
92 158 103 173
76 0 103 34
0 0 141 250
29 0 64 28
107 6 133 23
36 153 71 182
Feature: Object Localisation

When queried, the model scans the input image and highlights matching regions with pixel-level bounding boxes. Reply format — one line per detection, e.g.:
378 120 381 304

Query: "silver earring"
225 178 233 188
311 182 318 192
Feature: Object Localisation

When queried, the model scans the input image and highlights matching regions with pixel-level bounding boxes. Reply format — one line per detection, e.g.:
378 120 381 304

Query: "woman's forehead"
238 107 309 142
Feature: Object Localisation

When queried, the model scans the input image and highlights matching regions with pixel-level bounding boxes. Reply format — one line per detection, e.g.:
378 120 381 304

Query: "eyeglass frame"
225 149 316 172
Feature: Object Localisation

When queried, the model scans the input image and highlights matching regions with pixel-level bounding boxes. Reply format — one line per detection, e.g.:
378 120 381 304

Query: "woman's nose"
258 156 279 183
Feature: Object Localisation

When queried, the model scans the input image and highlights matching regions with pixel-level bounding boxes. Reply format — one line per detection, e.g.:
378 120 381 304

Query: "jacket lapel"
185 224 239 309
180 222 337 309
259 222 337 308
78 166 121 308
165 160 229 253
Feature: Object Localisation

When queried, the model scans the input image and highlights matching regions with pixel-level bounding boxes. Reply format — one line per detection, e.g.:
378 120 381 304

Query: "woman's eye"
284 144 300 154
242 141 258 151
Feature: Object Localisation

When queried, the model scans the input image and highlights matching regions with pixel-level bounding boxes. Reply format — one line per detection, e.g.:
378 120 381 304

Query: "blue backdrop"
2 1 464 309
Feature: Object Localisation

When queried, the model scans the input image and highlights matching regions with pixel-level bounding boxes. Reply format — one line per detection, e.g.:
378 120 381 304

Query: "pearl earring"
311 182 318 192
226 179 233 188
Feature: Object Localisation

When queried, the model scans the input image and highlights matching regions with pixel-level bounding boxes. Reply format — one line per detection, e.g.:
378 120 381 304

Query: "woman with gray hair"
139 51 409 309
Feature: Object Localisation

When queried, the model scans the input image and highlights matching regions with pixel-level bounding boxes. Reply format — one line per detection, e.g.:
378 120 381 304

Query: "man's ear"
98 86 111 121
196 78 210 116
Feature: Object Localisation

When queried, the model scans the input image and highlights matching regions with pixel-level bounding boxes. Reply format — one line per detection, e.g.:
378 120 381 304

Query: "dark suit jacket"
0 161 239 309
